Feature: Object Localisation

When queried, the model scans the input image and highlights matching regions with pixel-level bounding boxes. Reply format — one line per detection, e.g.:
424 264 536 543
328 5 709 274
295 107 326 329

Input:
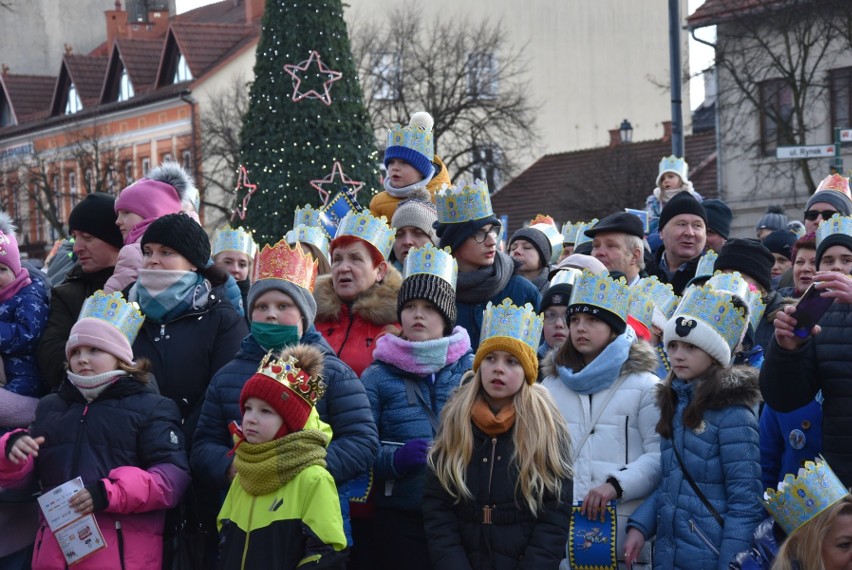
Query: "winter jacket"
104 241 143 293
132 282 248 445
361 327 474 512
368 155 452 220
759 399 823 490
457 274 541 350
37 264 115 389
313 267 402 377
759 301 852 485
753 290 785 352
652 246 702 296
0 274 49 398
0 377 191 570
628 367 764 570
422 423 572 569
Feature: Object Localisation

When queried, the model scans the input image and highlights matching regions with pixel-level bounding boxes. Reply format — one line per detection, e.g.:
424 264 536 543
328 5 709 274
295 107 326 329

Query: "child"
644 155 702 247
625 281 764 569
217 345 348 570
286 205 331 275
0 290 190 569
211 225 258 315
422 298 573 569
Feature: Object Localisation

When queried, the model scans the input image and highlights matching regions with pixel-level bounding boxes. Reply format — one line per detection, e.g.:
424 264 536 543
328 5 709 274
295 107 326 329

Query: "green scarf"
250 322 301 351
234 429 329 496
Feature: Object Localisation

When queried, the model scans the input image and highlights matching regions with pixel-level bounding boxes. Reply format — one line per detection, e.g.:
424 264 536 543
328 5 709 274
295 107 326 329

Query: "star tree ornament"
231 165 258 222
310 161 365 205
283 50 343 106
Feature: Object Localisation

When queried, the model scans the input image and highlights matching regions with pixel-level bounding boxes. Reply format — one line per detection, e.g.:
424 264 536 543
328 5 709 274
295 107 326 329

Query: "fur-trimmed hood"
540 336 659 379
661 364 761 410
313 265 402 325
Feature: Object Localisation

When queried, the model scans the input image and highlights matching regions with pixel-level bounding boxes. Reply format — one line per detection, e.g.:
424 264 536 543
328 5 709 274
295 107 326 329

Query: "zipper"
336 308 356 360
240 496 256 569
624 416 629 466
689 518 720 556
115 521 126 570
483 438 497 524
70 405 89 477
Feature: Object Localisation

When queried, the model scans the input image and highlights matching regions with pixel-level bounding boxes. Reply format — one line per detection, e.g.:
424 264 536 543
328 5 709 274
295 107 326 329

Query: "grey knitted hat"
508 226 552 268
391 187 438 245
756 205 788 234
247 279 318 325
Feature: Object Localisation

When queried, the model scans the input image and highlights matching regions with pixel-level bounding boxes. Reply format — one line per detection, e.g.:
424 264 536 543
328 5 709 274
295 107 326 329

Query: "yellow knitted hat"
474 336 539 385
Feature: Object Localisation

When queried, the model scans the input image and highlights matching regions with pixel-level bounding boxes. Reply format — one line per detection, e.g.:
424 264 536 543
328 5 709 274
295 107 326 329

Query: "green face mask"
251 322 300 351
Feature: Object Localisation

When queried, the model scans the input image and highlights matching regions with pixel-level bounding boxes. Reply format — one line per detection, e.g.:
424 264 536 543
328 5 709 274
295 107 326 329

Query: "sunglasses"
804 209 838 222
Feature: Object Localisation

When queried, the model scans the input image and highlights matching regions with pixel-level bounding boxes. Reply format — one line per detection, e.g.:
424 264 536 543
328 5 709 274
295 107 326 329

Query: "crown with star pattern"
253 240 318 292
764 458 849 535
211 225 257 259
79 291 145 346
572 219 599 248
285 225 330 265
815 214 852 249
568 269 630 322
435 179 493 224
480 298 543 352
635 276 679 319
561 221 580 244
334 211 395 261
694 249 719 282
628 289 656 333
294 204 321 227
255 350 326 407
403 243 458 290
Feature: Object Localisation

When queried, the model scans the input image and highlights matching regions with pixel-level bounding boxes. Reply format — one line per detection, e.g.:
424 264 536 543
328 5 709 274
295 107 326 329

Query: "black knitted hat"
141 213 210 270
435 214 501 253
816 233 852 268
68 192 124 249
658 191 707 231
397 273 457 334
762 229 797 261
702 199 733 239
540 283 573 313
714 238 774 292
567 303 626 335
508 226 552 268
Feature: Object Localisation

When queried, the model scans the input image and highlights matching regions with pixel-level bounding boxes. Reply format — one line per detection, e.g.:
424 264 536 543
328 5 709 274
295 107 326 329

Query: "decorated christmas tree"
238 0 380 245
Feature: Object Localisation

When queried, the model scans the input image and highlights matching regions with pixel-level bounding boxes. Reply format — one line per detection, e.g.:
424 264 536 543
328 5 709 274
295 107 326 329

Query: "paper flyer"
568 501 617 570
37 477 85 531
38 478 107 566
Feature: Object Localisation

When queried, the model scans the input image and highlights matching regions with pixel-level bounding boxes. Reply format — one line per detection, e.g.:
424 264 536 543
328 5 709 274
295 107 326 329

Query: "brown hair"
655 362 724 438
554 326 618 372
118 357 153 384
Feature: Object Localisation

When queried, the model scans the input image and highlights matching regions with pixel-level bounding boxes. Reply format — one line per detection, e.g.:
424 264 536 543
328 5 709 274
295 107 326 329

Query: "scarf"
556 328 635 395
382 169 435 198
373 326 471 376
456 251 514 304
130 269 208 324
472 396 516 436
234 429 329 496
67 370 124 402
250 322 301 352
528 266 550 292
125 218 156 245
0 269 31 303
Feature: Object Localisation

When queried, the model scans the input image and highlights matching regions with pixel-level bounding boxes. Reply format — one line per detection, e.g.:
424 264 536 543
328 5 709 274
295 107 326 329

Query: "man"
652 191 707 295
37 192 124 388
802 175 852 235
702 198 732 253
389 187 437 269
585 212 645 286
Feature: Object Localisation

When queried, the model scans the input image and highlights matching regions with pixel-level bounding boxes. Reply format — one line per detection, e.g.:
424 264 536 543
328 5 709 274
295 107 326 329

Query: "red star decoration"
283 50 343 106
230 165 258 221
310 161 364 205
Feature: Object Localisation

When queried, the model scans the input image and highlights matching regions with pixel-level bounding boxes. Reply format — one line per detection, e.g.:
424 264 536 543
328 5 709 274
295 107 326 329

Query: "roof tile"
1 74 56 122
115 38 162 94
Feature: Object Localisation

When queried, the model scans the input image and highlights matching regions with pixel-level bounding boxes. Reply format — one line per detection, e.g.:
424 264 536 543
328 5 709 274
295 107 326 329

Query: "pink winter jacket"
103 241 143 293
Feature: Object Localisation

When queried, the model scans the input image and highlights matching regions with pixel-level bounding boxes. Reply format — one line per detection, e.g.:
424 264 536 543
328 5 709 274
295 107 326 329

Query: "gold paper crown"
211 225 257 258
403 243 458 290
764 458 849 535
480 298 544 352
256 351 326 407
815 173 851 198
435 179 494 224
253 240 319 292
79 291 145 346
334 211 395 261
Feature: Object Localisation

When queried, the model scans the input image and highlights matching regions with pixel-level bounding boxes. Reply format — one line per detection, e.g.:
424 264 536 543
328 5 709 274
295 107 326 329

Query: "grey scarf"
456 251 515 303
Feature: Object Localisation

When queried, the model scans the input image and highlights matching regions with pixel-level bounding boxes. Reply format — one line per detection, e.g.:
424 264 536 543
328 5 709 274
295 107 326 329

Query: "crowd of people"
1 111 852 570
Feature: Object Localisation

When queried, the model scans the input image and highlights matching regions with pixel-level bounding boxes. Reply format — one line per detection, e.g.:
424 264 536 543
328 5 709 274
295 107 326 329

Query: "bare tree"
350 3 541 187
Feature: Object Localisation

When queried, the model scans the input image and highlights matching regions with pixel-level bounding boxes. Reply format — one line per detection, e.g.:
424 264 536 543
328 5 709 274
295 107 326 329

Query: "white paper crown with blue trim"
764 458 849 535
335 211 395 261
628 289 656 332
635 276 679 319
694 249 719 281
748 288 766 332
294 204 321 227
285 225 330 263
561 221 580 244
705 271 752 307
386 121 434 161
569 269 630 322
549 267 583 288
816 214 852 248
572 219 599 248
480 298 543 352
79 290 145 346
403 243 457 290
435 179 493 224
658 155 688 182
531 222 564 264
211 225 257 258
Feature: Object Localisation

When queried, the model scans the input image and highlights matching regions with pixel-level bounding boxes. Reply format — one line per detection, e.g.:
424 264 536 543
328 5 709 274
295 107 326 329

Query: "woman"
775 233 816 299
508 225 553 293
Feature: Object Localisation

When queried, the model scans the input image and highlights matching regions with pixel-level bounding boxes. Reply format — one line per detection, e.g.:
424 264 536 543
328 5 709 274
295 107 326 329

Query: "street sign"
776 145 836 160
840 129 852 142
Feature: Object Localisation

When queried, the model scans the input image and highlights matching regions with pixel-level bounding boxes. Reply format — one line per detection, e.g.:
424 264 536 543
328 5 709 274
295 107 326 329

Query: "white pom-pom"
409 111 434 132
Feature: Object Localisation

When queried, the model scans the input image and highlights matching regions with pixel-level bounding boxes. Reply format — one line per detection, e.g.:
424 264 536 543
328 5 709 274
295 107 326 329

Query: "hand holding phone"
792 283 834 338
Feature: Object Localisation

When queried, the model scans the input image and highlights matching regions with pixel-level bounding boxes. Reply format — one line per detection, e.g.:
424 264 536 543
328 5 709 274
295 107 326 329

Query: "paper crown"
671 281 748 359
531 222 564 264
635 276 679 319
253 240 319 292
816 214 852 248
628 289 656 332
255 351 326 408
386 120 434 162
658 155 688 181
764 458 849 535
815 173 851 198
294 204 321 227
334 211 395 261
480 298 543 352
285 225 330 264
572 219 599 248
79 290 145 346
435 179 494 224
569 269 630 322
561 221 580 244
694 249 718 281
747 288 766 332
550 267 583 288
530 214 556 227
403 243 458 290
211 225 257 258
705 271 751 306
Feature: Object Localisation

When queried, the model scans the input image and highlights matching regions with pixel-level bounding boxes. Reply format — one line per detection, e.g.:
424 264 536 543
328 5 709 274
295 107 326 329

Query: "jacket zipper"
336 308 356 360
689 518 720 556
240 497 256 569
70 405 89 476
625 415 629 466
115 521 126 570
483 438 497 524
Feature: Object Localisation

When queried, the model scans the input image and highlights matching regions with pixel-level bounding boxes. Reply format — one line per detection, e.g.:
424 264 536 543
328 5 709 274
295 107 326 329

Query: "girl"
540 270 662 569
423 298 572 569
625 281 764 569
0 291 190 569
211 225 257 316
362 244 473 570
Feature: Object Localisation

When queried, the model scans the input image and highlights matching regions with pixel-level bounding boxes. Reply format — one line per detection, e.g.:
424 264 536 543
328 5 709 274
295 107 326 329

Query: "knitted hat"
436 215 500 253
384 111 436 181
473 299 543 383
702 199 733 238
584 212 645 239
115 179 182 220
248 279 318 324
391 187 438 246
397 273 456 333
0 213 22 275
66 318 134 366
508 226 552 268
141 213 210 270
240 344 326 438
756 205 788 234
145 161 200 212
68 193 124 249
540 283 573 313
762 230 797 261
806 174 852 218
714 238 774 292
657 191 707 230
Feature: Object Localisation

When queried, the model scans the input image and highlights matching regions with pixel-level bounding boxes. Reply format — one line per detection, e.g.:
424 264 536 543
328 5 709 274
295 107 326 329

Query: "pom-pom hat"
391 186 438 248
474 299 543 383
384 111 436 181
755 205 788 234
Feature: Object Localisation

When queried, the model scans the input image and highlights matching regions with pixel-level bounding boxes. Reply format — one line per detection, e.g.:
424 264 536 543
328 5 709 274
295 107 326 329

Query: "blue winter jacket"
759 399 823 490
456 274 540 350
628 368 763 570
0 275 49 397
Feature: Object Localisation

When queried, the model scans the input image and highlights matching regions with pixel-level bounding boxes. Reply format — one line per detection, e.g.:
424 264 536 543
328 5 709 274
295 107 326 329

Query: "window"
174 53 193 83
107 167 116 194
68 172 78 205
124 161 134 185
467 52 498 100
141 158 150 176
65 83 83 114
830 67 852 134
118 67 135 102
471 145 502 190
181 150 192 173
162 153 172 164
371 53 400 101
759 79 795 155
85 169 93 192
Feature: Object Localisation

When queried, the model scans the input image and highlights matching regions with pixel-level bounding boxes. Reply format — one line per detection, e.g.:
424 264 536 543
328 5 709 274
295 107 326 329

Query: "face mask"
251 322 300 351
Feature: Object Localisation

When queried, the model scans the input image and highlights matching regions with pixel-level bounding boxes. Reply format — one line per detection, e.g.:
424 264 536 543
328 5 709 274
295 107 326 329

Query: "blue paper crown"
764 458 849 535
748 288 766 332
211 225 257 258
480 298 544 352
79 291 145 346
569 269 630 322
403 243 458 290
561 221 580 244
635 276 679 319
386 121 434 163
530 222 564 264
815 214 852 249
673 282 748 355
335 211 395 261
658 155 688 181
694 250 719 281
285 225 330 264
294 204 321 227
628 289 656 332
435 179 494 224
550 267 583 288
572 219 599 248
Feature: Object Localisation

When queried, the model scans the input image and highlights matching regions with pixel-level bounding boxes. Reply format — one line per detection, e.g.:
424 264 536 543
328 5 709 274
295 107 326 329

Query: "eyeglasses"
471 226 501 243
804 209 838 222
543 310 568 324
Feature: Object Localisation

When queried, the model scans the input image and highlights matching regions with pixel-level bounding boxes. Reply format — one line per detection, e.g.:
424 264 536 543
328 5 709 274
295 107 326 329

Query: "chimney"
245 0 265 22
105 0 128 49
128 8 169 39
609 129 621 148
662 121 672 142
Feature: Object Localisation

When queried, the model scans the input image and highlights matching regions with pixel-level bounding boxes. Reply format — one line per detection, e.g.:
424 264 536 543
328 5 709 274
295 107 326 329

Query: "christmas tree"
238 0 380 245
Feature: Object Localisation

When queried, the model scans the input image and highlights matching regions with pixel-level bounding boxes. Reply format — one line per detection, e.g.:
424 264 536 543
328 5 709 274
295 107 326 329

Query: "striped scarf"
130 269 207 324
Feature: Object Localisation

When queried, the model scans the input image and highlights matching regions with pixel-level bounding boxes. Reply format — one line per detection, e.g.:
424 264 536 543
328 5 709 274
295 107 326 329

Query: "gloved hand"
392 438 430 475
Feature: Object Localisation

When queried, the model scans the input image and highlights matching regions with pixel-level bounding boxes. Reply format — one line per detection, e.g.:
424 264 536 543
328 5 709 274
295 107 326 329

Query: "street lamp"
619 119 633 144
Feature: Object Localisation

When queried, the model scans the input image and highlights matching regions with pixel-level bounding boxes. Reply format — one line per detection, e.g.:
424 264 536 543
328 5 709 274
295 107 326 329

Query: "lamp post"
619 119 633 144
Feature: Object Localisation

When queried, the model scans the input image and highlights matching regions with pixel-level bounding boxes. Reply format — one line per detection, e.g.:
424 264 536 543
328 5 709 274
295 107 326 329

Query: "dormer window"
65 83 83 114
174 54 192 83
0 96 12 127
118 67 135 101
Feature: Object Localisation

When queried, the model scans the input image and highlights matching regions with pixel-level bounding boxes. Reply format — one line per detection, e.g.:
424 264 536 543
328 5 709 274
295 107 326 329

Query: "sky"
175 0 716 110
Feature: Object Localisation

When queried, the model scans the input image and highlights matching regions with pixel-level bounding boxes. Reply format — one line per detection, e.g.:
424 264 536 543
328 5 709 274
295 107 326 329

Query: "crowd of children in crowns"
2 106 852 570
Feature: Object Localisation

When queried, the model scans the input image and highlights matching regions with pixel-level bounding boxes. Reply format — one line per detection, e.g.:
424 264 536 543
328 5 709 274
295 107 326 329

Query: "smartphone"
792 283 834 338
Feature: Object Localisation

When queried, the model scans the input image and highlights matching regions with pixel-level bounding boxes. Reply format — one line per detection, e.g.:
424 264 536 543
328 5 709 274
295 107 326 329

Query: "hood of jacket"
313 265 402 325
662 364 761 411
539 337 659 379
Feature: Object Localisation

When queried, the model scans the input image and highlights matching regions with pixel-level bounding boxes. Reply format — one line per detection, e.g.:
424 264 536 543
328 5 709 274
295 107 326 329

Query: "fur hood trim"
540 337 659 379
279 343 324 381
658 365 761 410
313 265 403 325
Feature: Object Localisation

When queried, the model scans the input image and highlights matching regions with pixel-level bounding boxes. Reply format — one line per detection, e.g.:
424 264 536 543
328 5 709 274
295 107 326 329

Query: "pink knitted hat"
0 213 22 275
66 318 134 366
115 179 182 220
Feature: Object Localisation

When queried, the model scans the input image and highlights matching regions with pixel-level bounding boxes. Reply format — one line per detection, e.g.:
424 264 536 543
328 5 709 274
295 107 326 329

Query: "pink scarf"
0 269 31 303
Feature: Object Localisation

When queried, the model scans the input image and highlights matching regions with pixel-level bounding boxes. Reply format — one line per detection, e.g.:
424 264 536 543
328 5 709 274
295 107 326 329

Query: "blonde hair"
428 369 573 514
772 495 852 570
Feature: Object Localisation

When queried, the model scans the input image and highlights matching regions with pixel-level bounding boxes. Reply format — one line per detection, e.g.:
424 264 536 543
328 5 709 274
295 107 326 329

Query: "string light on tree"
283 50 343 106
310 161 365 205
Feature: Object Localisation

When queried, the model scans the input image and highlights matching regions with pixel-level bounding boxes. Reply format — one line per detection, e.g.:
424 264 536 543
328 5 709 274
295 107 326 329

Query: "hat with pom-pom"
144 161 200 212
756 205 788 234
384 111 436 181
391 186 438 249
